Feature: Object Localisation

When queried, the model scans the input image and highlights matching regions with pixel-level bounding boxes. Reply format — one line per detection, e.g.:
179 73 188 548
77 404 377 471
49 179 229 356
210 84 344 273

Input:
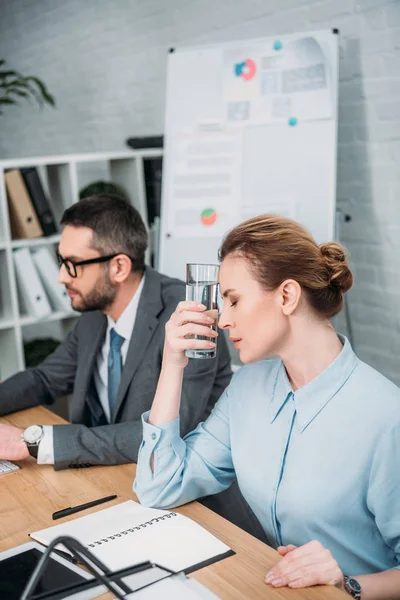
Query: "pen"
52 494 118 520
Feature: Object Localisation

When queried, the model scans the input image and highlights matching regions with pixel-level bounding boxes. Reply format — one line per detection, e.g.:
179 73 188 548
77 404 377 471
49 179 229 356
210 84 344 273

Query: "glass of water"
185 263 219 359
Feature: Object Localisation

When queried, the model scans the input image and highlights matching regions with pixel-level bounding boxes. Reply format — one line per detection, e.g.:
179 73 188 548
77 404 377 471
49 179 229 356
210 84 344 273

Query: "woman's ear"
279 279 302 316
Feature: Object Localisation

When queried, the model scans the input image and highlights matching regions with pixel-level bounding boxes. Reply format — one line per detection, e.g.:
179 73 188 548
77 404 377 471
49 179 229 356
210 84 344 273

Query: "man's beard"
67 272 117 313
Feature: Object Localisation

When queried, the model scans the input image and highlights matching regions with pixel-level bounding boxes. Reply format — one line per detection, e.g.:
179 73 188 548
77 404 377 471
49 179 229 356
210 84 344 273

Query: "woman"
134 215 400 599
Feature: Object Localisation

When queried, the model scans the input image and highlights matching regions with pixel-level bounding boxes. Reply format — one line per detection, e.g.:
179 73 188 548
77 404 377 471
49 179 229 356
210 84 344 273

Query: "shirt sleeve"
134 387 236 509
366 421 400 569
37 425 54 464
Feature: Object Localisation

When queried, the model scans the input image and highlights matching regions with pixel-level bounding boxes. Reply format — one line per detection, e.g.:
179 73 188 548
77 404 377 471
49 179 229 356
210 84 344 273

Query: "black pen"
52 494 117 520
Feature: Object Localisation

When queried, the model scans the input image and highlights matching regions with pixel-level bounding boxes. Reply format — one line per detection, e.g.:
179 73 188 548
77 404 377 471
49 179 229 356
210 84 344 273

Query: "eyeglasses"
56 252 120 278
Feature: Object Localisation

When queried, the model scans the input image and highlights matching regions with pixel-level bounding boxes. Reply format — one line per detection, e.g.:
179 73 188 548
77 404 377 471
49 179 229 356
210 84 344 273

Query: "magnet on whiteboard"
273 40 283 51
288 117 298 127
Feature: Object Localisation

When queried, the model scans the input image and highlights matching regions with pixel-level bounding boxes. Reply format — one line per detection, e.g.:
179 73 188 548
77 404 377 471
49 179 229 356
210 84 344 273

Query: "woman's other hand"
265 541 345 591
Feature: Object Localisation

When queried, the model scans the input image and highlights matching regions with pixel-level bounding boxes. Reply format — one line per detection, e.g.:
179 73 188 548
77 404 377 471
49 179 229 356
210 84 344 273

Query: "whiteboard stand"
335 208 354 348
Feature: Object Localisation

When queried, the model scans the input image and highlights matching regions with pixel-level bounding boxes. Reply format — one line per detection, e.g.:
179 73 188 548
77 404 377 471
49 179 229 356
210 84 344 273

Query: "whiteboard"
159 30 339 279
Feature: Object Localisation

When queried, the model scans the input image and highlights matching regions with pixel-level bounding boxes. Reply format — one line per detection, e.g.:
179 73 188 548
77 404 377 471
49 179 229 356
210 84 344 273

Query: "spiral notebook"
30 501 234 574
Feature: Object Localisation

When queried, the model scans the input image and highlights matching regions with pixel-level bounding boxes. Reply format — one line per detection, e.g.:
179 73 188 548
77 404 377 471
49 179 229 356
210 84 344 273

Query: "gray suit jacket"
0 267 232 470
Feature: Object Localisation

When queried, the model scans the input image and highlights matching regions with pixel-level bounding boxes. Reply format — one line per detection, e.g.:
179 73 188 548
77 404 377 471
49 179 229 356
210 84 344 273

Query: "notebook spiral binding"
88 512 178 548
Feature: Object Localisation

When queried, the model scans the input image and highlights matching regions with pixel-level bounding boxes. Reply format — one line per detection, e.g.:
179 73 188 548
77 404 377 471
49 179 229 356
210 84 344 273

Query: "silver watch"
344 576 362 599
22 425 44 459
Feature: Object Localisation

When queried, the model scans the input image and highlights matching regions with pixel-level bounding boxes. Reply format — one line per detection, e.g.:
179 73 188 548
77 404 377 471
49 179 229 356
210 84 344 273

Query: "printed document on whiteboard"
223 34 334 125
164 128 242 238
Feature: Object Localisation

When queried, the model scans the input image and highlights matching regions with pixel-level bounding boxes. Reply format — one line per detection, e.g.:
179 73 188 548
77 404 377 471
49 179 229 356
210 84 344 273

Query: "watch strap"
26 443 39 459
344 576 362 599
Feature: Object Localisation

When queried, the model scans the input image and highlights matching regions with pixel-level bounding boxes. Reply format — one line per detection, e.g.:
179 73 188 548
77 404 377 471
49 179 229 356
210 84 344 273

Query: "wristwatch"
22 425 44 459
344 576 362 599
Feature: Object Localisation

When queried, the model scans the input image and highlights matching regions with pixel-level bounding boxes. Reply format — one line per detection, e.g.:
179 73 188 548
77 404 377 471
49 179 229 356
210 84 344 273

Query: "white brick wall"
1 0 399 383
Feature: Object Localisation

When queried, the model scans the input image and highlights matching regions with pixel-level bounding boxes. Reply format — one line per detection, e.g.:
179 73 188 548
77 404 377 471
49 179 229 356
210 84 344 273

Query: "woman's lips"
229 337 242 350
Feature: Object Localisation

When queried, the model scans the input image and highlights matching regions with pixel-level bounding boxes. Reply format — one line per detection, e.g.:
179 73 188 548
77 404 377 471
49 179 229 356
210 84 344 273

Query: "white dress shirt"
37 276 145 464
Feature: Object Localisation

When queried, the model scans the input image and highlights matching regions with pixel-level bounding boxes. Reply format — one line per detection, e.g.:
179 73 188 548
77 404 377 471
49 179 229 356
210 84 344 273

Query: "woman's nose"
218 306 232 330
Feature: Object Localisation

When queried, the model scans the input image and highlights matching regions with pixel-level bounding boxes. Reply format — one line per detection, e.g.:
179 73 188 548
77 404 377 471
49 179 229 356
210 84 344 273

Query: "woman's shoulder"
353 357 400 419
356 359 399 395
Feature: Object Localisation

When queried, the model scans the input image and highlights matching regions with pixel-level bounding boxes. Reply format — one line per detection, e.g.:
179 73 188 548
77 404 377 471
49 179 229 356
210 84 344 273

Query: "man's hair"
60 194 148 272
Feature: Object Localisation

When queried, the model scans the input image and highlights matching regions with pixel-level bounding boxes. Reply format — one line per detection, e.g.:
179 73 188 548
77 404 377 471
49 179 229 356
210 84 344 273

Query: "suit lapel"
72 313 107 424
113 268 164 421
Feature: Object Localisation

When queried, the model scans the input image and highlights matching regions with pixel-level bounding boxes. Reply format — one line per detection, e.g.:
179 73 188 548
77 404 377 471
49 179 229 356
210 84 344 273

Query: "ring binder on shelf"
21 535 216 600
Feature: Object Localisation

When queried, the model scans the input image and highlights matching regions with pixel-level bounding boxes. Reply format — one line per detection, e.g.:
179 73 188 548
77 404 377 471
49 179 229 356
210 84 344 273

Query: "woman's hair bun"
319 242 353 293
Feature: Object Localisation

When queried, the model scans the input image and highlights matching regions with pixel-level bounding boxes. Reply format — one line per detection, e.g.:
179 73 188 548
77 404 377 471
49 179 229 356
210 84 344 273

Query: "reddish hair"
219 214 353 318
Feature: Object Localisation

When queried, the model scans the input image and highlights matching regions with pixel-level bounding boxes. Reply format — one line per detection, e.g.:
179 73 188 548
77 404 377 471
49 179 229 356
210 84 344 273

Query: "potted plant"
0 58 55 114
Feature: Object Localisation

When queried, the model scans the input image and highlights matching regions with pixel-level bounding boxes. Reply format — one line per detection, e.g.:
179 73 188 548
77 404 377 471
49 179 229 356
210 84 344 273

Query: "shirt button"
151 433 157 440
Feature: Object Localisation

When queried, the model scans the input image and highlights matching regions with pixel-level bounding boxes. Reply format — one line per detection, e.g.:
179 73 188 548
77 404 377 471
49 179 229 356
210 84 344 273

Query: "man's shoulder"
140 268 186 322
70 310 106 334
157 271 186 305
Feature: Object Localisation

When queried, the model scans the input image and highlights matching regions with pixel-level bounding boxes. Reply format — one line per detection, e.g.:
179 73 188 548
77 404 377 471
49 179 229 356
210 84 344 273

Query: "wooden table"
0 407 346 600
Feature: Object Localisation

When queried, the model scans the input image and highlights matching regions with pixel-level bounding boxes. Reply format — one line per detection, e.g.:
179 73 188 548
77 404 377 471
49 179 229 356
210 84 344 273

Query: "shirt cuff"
141 411 181 449
37 426 55 464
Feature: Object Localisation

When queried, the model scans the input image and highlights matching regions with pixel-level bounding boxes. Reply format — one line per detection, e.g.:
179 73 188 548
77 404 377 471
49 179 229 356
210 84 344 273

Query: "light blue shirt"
134 336 400 576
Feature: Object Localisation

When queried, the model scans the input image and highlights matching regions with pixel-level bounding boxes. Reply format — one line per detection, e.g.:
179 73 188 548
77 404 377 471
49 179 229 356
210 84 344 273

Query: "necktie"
108 328 125 418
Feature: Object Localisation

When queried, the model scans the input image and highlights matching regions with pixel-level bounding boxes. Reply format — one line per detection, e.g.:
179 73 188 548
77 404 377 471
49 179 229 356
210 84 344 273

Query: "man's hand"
0 423 30 460
265 541 345 590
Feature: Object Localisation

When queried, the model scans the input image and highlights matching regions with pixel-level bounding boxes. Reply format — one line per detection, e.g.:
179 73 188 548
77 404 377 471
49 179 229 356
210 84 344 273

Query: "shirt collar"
270 335 358 432
106 275 145 342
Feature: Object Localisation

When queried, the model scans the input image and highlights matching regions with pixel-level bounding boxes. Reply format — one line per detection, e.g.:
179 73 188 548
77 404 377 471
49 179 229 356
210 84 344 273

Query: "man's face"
57 225 116 313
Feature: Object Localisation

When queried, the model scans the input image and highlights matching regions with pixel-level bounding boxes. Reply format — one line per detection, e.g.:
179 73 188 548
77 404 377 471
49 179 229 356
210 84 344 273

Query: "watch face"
348 578 362 593
24 425 43 444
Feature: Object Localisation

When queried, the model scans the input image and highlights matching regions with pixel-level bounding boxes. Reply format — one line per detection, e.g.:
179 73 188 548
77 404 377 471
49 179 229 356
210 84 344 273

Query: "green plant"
79 180 130 200
0 58 55 114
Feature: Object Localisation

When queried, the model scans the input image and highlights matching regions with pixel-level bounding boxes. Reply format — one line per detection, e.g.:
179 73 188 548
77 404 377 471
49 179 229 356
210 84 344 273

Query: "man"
0 194 232 470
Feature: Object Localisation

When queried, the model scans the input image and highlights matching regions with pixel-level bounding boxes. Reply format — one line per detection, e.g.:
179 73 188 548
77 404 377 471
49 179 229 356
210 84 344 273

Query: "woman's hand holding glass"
163 301 218 368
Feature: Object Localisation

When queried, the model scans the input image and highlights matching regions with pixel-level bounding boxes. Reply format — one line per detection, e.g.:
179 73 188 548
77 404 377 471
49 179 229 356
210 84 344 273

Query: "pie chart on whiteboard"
201 208 217 226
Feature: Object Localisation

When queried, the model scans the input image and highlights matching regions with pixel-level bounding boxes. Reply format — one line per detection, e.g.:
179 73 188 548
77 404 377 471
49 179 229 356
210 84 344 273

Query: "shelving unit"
0 149 162 379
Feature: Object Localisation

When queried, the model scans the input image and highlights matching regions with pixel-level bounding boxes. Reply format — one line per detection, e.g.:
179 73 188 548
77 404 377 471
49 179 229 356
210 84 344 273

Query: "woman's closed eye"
230 300 238 307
